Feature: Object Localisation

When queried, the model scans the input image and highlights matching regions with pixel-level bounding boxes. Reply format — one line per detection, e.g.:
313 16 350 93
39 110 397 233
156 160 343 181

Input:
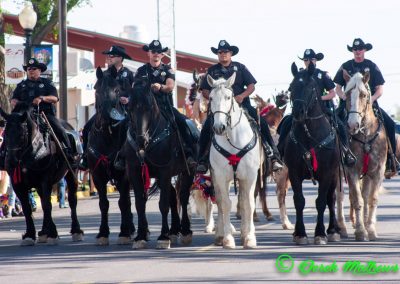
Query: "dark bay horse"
87 66 134 245
123 78 195 249
284 62 340 245
0 103 83 245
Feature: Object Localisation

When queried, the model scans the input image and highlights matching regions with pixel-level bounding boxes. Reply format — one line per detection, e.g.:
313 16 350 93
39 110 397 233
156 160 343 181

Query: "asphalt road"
1 176 400 283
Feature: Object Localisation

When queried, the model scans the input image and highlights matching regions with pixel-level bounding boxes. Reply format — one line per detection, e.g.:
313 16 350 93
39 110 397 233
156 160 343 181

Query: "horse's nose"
347 121 359 134
213 124 226 135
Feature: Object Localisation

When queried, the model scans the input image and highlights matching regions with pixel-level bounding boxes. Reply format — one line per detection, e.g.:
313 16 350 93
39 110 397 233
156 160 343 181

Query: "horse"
0 103 84 245
86 66 135 245
123 78 195 249
336 71 387 241
284 62 341 245
206 73 262 249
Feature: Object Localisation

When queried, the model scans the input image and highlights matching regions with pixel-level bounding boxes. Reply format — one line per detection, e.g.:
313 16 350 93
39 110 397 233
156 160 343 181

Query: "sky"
3 0 400 114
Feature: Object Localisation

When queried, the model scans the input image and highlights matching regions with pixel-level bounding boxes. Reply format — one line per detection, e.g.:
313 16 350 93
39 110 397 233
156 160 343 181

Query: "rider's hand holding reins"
119 97 129 104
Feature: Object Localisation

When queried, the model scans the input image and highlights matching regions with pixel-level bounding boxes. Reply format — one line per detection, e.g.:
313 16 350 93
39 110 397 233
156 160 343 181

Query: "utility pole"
59 0 68 120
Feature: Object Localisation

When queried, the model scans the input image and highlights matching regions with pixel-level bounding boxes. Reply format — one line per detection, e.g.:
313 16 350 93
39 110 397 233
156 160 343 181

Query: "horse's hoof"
328 233 341 242
214 236 223 246
169 234 179 245
181 233 193 245
37 234 48 243
133 240 147 250
21 238 35 246
354 231 368 241
223 235 235 249
156 239 171 249
253 215 260 222
243 236 257 249
72 233 84 242
117 236 132 245
314 236 328 245
204 226 214 233
368 230 378 241
282 223 294 230
266 215 275 222
338 226 348 238
293 236 308 245
96 237 109 246
47 237 59 246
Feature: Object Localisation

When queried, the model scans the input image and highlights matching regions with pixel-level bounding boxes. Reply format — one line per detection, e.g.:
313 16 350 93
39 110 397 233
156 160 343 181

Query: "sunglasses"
303 58 316 62
352 48 364 51
218 50 230 54
27 67 38 71
107 54 121 58
151 50 163 54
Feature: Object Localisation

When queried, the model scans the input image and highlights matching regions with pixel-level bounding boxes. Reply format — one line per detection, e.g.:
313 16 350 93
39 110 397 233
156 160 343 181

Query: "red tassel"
362 153 370 174
12 162 22 184
310 148 318 172
141 163 150 192
93 155 109 171
227 154 241 166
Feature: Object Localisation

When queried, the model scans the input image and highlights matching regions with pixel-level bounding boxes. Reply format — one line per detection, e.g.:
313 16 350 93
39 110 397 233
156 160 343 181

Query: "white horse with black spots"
208 73 262 249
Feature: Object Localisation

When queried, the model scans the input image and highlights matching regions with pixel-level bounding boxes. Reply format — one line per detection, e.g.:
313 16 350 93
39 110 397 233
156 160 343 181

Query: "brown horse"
336 71 387 241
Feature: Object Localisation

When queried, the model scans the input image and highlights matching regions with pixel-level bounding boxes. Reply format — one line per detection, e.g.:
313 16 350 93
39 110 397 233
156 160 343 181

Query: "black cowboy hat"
347 38 373 52
102 45 132 60
211 40 239 56
298 49 324 61
142 40 168 53
23 58 47 72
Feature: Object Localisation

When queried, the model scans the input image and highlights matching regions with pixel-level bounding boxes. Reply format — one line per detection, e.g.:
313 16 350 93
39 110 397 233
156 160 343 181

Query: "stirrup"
344 152 357 167
272 159 283 172
196 162 208 174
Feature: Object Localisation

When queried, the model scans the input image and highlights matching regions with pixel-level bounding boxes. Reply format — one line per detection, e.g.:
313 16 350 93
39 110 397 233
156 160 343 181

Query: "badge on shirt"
233 66 238 72
39 83 44 88
122 71 127 77
317 73 322 79
169 68 175 75
161 71 166 77
364 67 370 73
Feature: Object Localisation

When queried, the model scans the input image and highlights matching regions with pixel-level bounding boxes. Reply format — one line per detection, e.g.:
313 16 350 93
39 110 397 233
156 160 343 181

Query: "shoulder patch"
168 68 175 75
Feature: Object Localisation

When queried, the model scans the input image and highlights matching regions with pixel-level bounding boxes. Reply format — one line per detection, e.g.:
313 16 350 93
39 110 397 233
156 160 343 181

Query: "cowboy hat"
102 45 132 60
23 58 47 72
298 49 324 61
142 40 168 53
347 38 373 52
211 40 239 56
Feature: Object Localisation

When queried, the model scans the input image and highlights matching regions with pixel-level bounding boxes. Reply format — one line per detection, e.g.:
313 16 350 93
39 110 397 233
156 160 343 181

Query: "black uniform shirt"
200 61 257 107
334 59 385 93
12 77 58 115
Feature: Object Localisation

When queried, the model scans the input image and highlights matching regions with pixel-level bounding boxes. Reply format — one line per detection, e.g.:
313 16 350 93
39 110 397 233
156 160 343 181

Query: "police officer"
278 49 356 166
79 45 134 170
196 40 283 174
334 38 397 173
0 58 73 168
128 39 197 168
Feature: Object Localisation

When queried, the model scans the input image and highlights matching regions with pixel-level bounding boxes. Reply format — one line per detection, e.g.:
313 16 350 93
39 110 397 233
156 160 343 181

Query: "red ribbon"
260 104 275 117
227 154 241 166
12 162 22 184
192 174 215 203
362 153 370 174
310 148 318 172
93 155 109 171
141 163 150 192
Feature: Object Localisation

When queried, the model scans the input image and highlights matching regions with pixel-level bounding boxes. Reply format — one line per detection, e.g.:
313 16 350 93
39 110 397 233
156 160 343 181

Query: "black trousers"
46 114 71 149
82 114 96 152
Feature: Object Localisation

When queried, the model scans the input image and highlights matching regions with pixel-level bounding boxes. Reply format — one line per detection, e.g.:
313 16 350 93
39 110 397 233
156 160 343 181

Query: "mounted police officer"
0 58 74 169
334 38 397 174
79 45 134 170
116 39 196 169
196 40 283 174
278 49 356 167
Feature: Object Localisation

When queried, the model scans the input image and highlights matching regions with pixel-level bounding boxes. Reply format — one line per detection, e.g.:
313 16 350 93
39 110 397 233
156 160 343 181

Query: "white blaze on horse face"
346 73 364 135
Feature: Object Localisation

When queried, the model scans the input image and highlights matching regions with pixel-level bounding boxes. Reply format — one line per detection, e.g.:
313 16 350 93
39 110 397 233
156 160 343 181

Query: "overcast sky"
4 0 400 114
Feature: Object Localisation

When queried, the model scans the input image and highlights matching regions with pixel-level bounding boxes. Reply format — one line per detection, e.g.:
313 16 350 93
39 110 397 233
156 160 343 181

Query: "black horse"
86 66 135 245
284 62 340 245
123 78 196 249
0 103 83 245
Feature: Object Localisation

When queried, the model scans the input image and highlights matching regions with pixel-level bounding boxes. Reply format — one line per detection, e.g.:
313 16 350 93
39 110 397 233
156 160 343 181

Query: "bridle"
209 86 242 129
345 83 371 133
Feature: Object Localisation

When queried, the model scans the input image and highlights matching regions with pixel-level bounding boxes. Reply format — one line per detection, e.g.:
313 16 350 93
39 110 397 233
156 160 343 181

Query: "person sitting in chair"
196 40 283 174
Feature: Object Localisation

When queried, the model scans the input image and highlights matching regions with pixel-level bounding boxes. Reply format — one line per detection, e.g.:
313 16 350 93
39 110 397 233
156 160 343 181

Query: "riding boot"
264 141 283 172
342 146 357 167
196 117 213 174
385 152 398 176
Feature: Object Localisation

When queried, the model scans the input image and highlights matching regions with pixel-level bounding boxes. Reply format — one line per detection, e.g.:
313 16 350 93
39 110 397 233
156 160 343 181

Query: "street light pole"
18 2 37 65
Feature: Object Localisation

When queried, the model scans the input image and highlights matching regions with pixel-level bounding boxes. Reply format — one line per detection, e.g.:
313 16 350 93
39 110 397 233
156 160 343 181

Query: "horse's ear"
96 66 103 80
362 71 370 84
193 69 199 84
207 74 215 87
225 72 236 88
343 69 351 83
307 61 316 76
0 108 10 121
291 62 298 77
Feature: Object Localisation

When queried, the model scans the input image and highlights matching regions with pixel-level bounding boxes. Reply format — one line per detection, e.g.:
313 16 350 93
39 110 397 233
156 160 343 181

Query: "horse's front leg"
178 173 194 245
348 174 368 241
290 175 307 245
364 175 382 241
275 167 293 230
169 182 181 245
14 185 36 246
65 170 84 242
336 177 348 238
327 177 341 242
92 174 110 246
156 175 171 249
260 173 273 221
212 170 234 249
38 183 58 245
116 175 135 245
239 173 258 249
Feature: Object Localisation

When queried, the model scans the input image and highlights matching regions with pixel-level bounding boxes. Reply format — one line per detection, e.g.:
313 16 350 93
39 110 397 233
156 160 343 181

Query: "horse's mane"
344 72 369 94
12 102 31 114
